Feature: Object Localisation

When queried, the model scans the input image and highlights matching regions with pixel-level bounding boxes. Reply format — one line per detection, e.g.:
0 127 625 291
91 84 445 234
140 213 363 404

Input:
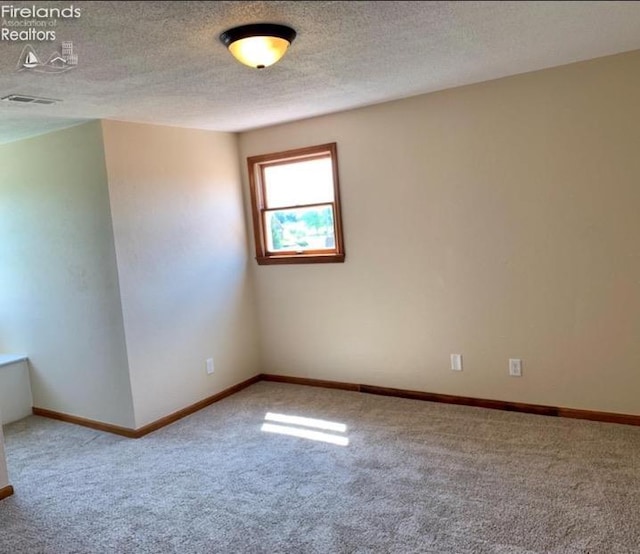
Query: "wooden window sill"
257 253 345 265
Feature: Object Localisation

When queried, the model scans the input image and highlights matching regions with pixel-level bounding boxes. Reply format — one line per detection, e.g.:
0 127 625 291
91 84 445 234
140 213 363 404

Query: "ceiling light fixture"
220 23 296 69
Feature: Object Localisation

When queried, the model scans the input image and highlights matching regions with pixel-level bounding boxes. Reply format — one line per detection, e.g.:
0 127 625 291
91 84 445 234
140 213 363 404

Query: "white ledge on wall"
0 354 32 425
0 354 28 369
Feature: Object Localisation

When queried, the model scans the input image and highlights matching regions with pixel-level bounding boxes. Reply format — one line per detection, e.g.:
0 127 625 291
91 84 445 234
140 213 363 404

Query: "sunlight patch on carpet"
264 412 347 432
261 412 349 445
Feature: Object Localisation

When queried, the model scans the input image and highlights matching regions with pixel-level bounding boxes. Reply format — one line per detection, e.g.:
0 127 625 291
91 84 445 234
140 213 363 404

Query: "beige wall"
0 120 260 431
102 121 260 428
239 50 640 415
0 123 135 427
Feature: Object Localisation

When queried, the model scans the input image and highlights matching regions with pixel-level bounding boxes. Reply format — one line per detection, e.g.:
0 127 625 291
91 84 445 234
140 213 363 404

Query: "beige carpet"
1 381 639 553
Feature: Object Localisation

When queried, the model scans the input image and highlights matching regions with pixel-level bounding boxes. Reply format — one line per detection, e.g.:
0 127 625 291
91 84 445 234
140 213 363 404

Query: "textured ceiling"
1 1 640 143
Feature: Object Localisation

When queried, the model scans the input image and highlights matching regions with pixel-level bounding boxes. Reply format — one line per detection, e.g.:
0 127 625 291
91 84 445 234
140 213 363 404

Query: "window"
247 143 346 265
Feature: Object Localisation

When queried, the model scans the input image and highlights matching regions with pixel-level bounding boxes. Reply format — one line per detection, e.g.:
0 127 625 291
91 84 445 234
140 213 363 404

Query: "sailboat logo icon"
17 42 78 73
18 45 41 69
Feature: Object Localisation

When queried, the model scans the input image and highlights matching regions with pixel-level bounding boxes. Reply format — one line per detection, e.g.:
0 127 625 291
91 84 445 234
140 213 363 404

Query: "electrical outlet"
509 358 522 377
206 358 215 375
450 354 463 371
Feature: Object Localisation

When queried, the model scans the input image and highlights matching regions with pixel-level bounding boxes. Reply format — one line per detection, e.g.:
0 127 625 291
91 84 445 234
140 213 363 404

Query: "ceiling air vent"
1 94 60 105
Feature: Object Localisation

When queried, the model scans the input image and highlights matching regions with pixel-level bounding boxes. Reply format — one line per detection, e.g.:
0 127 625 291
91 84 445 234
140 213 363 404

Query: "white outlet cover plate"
509 358 522 377
451 354 463 371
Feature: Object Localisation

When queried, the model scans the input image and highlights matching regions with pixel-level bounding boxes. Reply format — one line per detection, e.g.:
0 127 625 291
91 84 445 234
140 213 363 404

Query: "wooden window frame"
247 143 346 266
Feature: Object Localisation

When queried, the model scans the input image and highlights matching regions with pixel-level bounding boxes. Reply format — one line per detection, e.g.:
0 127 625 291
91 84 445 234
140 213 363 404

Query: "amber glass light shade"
220 24 296 69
